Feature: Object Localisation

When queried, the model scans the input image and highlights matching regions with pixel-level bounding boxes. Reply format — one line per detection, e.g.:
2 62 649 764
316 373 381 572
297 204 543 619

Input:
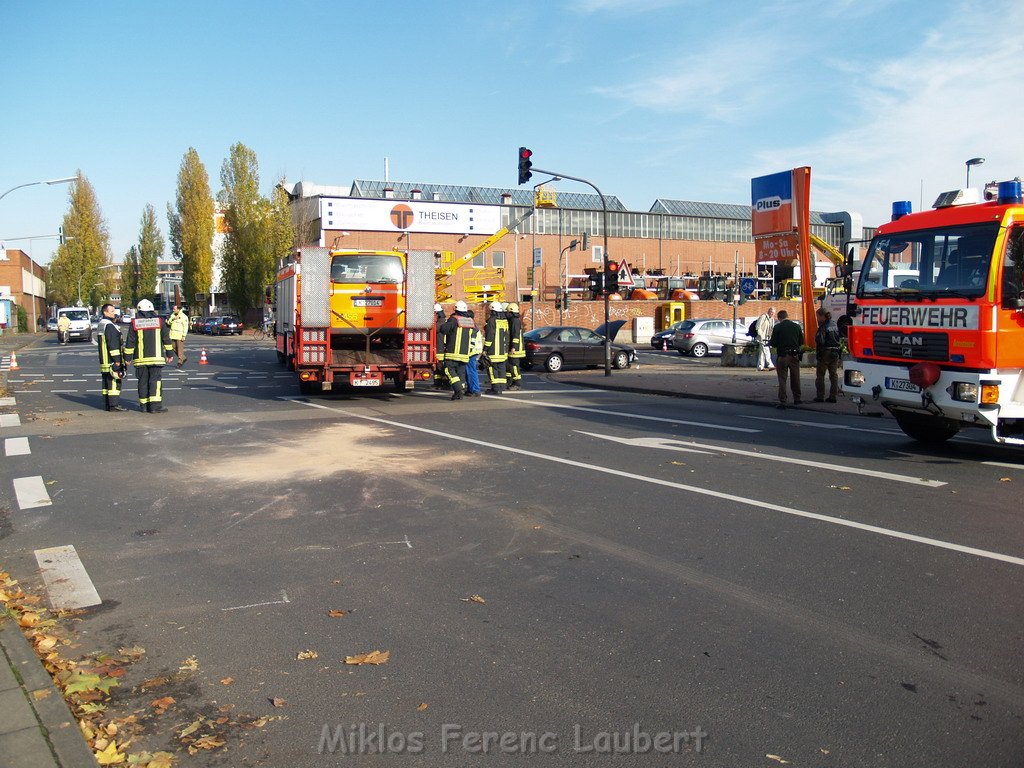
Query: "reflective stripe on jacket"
97 319 123 373
484 314 509 362
124 315 173 366
441 312 474 363
168 312 189 340
507 314 525 358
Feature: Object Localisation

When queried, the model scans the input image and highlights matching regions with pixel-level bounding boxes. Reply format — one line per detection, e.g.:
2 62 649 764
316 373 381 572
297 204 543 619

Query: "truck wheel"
298 380 317 396
894 412 959 443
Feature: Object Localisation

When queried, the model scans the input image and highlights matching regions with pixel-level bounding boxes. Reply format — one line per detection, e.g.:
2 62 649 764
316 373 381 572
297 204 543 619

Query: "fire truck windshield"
857 223 998 299
330 254 404 284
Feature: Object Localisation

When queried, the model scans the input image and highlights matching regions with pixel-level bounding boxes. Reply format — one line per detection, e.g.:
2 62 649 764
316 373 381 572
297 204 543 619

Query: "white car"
55 307 92 343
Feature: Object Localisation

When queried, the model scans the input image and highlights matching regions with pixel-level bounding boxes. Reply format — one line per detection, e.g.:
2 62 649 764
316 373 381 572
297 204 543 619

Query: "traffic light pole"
531 167 613 376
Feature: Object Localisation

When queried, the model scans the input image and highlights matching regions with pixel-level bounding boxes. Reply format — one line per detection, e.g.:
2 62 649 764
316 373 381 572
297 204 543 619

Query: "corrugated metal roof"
350 180 626 211
650 198 833 225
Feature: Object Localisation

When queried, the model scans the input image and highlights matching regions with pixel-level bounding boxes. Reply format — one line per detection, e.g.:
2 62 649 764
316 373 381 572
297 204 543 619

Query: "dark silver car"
673 318 747 357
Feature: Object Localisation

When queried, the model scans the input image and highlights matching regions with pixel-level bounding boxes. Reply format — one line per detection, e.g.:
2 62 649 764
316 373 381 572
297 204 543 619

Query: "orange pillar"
793 167 817 346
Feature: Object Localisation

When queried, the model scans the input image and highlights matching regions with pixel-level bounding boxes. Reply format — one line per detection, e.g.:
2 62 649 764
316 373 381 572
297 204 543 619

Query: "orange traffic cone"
9 352 19 370
662 338 669 351
199 348 208 365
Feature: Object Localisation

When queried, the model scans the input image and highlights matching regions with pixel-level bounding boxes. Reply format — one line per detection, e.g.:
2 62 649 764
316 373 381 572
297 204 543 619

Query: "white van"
56 307 93 343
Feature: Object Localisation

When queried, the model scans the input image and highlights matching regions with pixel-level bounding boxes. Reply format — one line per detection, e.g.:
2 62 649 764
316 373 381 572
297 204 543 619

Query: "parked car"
119 311 134 324
209 315 244 336
522 321 635 372
673 318 747 358
650 321 687 350
46 317 58 332
191 315 209 333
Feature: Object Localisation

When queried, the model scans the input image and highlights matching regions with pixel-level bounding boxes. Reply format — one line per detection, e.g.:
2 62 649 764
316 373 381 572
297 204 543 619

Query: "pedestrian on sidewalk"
768 309 803 408
97 303 128 411
440 300 474 401
813 307 842 403
754 306 776 371
168 305 189 367
56 313 70 345
483 301 509 395
124 299 173 413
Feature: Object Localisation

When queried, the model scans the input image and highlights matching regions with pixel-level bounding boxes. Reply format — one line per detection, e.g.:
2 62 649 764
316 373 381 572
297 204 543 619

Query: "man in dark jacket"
813 308 842 403
97 303 128 412
483 301 509 395
768 309 804 408
505 302 525 391
433 303 448 390
124 299 173 413
440 301 474 401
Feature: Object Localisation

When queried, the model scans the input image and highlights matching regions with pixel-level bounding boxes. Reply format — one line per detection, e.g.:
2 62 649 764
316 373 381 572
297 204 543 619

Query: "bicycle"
251 322 273 341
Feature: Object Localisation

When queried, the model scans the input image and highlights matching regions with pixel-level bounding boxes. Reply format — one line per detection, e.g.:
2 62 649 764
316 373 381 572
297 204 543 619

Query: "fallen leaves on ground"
766 755 790 764
187 735 226 755
417 702 429 711
220 677 234 685
345 650 390 666
178 655 199 672
327 609 347 617
125 752 173 768
150 696 175 715
460 594 486 604
270 697 287 708
118 646 146 661
94 740 127 765
999 477 1011 482
296 649 319 660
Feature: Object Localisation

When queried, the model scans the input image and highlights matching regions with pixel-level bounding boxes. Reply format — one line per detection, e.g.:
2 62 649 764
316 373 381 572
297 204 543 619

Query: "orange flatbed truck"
274 247 436 394
843 180 1024 444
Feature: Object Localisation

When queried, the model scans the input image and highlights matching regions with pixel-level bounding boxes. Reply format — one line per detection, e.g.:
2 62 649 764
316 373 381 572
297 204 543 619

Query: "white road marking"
579 431 944 488
743 414 901 434
0 413 21 428
984 461 1024 470
13 476 51 509
65 379 86 382
480 394 760 434
281 397 1024 567
51 390 79 394
380 535 413 548
0 397 15 406
5 437 30 456
221 590 291 612
34 545 102 609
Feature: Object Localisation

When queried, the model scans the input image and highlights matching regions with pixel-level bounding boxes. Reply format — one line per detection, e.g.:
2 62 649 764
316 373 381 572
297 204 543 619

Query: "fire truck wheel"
298 380 317 396
276 351 286 365
894 412 960 443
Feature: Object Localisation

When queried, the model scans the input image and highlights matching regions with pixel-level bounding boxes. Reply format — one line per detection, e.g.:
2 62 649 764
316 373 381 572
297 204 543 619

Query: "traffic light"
58 226 64 245
587 272 604 294
517 147 533 185
606 261 620 294
581 232 590 251
561 292 570 311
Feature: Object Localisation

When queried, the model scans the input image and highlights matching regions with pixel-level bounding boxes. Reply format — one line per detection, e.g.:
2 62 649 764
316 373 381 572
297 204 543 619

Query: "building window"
491 250 504 269
592 245 604 263
472 252 485 268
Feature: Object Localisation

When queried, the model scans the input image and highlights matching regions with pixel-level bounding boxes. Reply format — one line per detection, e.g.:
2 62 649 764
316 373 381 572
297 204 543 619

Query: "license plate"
886 377 921 393
351 377 381 387
353 298 383 307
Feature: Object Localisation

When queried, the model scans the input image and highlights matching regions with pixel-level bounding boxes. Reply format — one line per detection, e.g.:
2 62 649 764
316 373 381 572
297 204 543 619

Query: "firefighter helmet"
433 303 443 312
137 299 155 312
490 301 503 312
455 300 468 312
507 303 520 313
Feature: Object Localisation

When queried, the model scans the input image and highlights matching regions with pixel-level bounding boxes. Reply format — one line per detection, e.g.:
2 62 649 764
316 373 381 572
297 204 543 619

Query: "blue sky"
2 0 1020 266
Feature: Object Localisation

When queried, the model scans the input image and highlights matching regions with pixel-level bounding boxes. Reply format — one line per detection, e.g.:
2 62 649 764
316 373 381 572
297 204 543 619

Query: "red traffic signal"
518 147 533 185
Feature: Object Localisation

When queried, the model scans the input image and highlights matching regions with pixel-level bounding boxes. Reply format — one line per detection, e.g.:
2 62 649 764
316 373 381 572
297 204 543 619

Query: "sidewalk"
0 331 97 767
548 358 890 419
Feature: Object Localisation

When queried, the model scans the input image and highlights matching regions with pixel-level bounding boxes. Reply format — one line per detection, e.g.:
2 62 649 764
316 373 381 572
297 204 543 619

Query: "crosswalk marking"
13 476 52 509
35 545 102 609
5 437 30 456
0 413 21 428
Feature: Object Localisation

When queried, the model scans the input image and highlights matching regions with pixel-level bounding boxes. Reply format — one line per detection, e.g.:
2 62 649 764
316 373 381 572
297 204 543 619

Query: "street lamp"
77 264 118 307
0 176 77 204
965 157 985 188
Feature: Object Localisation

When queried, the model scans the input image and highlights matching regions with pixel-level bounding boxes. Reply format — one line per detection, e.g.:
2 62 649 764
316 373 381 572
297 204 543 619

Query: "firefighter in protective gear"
97 303 128 412
483 300 509 395
168 305 189 367
433 303 448 389
124 298 173 413
506 302 525 391
440 301 474 400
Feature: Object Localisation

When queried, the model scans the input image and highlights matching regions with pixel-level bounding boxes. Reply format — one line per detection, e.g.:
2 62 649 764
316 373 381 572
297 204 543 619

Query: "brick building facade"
0 249 48 330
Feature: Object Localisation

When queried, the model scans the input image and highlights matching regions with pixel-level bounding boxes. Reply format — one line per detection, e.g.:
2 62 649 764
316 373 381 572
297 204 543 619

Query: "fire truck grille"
871 330 949 361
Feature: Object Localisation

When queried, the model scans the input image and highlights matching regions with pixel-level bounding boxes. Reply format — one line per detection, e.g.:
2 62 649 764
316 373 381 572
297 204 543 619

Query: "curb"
1 612 97 767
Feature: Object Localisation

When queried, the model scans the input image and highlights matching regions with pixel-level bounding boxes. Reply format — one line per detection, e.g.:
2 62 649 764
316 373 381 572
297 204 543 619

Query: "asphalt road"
1 333 1023 766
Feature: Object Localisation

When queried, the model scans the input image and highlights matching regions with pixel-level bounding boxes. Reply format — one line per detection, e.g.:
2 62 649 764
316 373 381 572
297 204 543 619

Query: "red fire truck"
843 180 1024 444
274 247 436 394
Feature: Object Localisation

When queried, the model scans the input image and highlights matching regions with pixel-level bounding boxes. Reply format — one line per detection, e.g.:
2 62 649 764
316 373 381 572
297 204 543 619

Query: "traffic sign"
740 277 757 296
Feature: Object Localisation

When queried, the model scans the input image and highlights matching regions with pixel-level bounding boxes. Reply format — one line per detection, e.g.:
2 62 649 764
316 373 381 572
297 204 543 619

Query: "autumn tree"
137 204 163 305
48 172 111 307
121 246 141 308
168 148 214 313
218 143 292 316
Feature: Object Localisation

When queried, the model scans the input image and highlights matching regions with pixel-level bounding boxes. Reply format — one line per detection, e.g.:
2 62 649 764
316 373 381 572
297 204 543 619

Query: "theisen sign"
319 198 501 235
